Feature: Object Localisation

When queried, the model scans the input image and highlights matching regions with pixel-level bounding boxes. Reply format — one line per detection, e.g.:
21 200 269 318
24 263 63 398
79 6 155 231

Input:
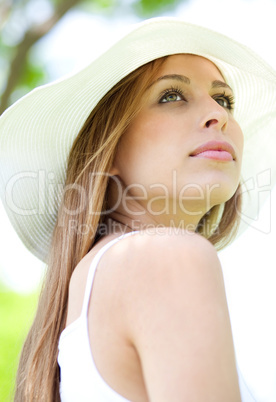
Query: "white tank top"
58 231 256 402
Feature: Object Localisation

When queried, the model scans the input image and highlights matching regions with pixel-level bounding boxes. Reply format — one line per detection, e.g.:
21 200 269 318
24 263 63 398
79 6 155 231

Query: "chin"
196 170 240 200
207 183 239 207
178 178 239 214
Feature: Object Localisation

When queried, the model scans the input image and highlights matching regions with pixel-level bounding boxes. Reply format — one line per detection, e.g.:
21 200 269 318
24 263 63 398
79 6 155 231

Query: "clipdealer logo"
4 168 273 234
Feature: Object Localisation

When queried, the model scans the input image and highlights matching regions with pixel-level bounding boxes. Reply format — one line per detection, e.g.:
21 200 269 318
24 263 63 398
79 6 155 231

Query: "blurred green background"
0 286 38 401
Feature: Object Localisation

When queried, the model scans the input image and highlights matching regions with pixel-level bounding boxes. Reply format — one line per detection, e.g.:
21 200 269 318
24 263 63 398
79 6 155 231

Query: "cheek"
118 114 172 160
113 118 177 185
236 126 244 164
234 120 244 146
129 111 191 156
229 120 244 160
131 112 174 141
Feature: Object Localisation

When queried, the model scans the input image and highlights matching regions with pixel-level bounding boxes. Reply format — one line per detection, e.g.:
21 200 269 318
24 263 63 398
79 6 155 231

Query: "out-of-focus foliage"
18 59 46 88
0 0 186 114
134 0 182 16
0 287 39 401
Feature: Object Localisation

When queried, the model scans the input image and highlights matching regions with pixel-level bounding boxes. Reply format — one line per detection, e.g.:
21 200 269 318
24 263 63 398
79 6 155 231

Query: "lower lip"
191 150 233 161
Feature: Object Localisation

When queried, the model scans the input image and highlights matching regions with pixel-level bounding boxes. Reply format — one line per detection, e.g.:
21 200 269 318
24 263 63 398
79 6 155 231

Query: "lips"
190 140 236 162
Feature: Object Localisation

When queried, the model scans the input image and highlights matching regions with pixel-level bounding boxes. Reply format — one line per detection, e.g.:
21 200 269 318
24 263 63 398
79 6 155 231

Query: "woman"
0 17 276 402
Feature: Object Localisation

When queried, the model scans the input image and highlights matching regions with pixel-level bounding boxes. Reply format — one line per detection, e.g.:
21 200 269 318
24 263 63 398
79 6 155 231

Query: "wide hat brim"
1 17 276 262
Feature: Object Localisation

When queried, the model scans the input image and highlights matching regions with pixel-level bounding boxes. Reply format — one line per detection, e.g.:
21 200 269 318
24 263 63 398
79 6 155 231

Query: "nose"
200 99 228 132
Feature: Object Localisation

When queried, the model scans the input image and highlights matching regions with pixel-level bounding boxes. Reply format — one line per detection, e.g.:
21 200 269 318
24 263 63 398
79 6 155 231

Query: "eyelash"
214 92 235 111
159 86 185 103
158 87 235 111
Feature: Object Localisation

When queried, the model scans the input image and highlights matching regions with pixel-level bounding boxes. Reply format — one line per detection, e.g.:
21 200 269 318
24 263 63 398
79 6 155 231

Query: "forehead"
156 54 225 82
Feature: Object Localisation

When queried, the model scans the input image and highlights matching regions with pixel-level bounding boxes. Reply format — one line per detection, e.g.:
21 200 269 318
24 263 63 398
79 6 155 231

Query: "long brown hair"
14 56 242 401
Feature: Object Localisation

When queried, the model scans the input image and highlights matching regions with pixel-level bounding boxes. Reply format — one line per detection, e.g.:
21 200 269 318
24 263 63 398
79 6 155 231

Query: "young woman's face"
112 54 244 223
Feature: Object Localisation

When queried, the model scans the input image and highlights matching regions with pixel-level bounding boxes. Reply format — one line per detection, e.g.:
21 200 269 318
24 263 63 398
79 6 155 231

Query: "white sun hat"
0 17 276 262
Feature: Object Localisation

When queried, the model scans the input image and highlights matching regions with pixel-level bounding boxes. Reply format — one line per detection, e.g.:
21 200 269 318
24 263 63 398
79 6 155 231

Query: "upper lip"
190 140 236 160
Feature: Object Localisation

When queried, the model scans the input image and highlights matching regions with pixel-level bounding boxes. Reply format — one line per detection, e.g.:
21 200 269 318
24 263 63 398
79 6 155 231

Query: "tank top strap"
80 231 140 317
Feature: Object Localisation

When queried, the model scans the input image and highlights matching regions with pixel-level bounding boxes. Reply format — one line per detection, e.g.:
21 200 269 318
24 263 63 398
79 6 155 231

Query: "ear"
109 165 120 176
109 152 120 176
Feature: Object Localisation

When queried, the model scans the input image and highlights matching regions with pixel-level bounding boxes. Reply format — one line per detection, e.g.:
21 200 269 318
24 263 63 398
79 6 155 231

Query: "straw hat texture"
0 17 276 261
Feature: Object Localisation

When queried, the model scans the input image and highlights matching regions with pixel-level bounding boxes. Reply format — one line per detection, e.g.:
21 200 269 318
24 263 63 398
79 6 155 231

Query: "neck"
105 183 213 236
106 207 205 236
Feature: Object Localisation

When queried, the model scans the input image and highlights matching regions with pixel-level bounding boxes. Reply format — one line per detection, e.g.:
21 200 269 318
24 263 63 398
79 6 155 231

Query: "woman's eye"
160 93 181 103
214 94 235 110
215 97 229 108
159 90 184 103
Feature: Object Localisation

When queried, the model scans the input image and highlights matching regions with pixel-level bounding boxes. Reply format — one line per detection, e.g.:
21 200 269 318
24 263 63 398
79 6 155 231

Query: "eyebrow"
155 74 191 85
151 74 233 93
211 80 233 92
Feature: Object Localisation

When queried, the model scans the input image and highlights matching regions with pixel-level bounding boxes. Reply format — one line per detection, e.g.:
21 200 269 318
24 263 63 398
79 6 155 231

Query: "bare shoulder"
108 228 227 344
66 229 240 400
112 228 221 284
112 227 217 259
98 228 223 310
66 229 219 326
113 229 240 401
